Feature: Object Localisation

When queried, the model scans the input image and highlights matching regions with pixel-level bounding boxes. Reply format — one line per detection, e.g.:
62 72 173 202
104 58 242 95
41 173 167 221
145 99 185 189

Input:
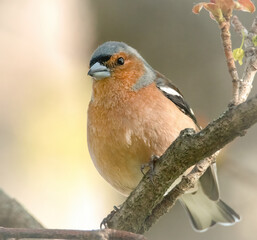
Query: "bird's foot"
141 155 160 183
100 205 120 229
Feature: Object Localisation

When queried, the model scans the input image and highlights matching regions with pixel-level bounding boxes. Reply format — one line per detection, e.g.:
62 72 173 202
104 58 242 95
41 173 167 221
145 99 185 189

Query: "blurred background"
0 0 257 239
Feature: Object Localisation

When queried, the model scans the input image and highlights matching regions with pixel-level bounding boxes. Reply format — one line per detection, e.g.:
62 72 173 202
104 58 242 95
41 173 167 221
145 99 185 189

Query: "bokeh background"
0 0 257 239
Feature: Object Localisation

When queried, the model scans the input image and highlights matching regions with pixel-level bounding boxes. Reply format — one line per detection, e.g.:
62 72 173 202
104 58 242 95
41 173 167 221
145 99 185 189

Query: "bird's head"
88 41 155 90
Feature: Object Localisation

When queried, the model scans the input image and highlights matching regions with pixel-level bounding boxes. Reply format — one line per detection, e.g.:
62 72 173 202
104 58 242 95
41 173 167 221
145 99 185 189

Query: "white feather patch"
189 108 195 115
159 86 182 97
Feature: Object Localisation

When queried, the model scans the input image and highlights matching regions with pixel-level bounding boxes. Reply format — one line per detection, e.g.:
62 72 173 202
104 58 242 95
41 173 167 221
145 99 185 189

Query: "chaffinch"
87 41 240 231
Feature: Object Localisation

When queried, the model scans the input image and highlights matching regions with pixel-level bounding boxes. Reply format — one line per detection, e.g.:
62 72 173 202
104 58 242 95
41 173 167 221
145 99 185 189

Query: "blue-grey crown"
89 41 132 67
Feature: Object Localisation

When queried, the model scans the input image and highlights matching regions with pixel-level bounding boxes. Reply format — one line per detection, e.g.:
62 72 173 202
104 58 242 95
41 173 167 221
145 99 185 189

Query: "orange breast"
87 81 196 196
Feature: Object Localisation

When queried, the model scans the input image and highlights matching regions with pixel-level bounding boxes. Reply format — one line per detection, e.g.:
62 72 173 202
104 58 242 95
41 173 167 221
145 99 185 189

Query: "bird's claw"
141 155 160 183
100 205 120 229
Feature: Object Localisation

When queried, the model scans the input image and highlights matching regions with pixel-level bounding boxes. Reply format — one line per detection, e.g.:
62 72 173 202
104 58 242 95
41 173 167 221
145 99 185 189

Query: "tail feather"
180 189 240 232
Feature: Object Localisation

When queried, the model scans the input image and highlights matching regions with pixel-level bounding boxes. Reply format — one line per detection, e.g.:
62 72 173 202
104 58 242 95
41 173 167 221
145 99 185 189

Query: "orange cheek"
112 59 145 87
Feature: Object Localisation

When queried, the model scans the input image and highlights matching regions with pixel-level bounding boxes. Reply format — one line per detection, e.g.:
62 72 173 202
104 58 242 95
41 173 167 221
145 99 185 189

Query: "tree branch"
0 189 43 228
219 20 240 105
0 190 147 240
106 94 257 233
140 151 219 233
0 227 146 240
231 16 257 103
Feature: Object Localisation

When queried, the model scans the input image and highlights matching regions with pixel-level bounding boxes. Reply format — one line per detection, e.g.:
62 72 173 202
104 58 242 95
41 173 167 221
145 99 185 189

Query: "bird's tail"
179 186 240 232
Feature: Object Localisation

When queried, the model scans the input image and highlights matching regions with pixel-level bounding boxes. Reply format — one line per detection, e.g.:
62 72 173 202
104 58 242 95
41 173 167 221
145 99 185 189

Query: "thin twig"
0 227 147 240
219 20 240 105
250 16 257 34
231 16 257 104
231 16 248 40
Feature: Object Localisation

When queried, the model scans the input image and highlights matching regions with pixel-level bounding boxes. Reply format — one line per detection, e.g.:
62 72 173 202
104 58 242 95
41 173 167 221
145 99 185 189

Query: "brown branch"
0 227 147 240
105 94 257 233
0 189 43 228
219 20 240 105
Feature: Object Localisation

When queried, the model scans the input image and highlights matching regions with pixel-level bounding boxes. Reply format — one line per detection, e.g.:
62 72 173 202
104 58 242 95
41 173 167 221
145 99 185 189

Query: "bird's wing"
154 70 220 201
154 71 199 128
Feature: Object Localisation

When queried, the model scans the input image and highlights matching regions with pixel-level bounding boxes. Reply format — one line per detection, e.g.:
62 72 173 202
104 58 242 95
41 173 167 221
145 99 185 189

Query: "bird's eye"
117 57 124 65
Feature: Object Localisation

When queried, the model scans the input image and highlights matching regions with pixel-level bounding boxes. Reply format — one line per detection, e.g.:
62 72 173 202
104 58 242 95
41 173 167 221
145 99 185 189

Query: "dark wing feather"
154 71 200 128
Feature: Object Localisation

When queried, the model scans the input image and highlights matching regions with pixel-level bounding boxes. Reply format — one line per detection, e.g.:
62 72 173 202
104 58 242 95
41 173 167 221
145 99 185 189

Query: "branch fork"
231 16 257 104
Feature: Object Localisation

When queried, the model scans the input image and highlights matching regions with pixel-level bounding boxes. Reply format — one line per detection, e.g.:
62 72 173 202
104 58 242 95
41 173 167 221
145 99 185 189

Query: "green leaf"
233 48 244 65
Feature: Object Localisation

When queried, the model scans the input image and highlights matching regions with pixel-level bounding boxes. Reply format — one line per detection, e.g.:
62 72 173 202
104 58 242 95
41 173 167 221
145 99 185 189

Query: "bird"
87 41 240 231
